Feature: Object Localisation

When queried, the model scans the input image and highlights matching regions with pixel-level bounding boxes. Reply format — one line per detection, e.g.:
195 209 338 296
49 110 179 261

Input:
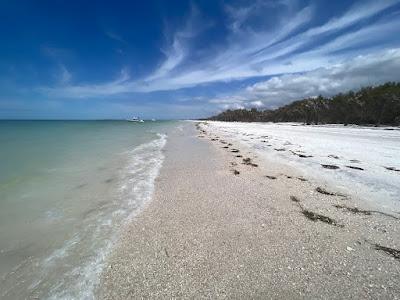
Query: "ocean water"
0 120 176 299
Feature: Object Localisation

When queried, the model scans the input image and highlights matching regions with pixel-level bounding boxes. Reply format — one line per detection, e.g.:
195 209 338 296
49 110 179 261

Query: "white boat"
127 117 144 123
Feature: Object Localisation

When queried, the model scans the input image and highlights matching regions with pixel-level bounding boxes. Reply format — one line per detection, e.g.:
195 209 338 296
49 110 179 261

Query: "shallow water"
0 120 176 299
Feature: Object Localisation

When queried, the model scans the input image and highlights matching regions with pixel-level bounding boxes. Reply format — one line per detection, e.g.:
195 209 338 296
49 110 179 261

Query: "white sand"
205 121 400 211
98 122 400 299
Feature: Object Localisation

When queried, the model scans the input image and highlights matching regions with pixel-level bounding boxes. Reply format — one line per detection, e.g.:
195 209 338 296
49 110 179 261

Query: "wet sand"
98 122 400 299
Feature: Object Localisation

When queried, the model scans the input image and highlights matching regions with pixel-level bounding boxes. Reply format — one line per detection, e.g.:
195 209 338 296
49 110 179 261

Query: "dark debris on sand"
301 209 343 227
231 149 240 153
374 244 400 260
334 205 399 220
291 151 313 158
297 177 308 182
346 165 364 171
265 175 277 180
384 166 400 172
232 169 240 175
334 205 372 216
242 158 258 167
321 164 340 170
316 187 336 196
290 196 300 203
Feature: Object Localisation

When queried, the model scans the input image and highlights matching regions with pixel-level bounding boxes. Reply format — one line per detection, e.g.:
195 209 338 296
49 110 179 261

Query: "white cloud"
41 0 400 98
241 49 400 107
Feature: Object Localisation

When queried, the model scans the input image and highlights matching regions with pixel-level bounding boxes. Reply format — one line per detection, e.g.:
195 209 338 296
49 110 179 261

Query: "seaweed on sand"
316 187 336 196
242 158 258 167
231 149 240 153
321 164 340 170
335 205 399 220
334 205 371 215
291 198 343 227
290 196 300 203
297 154 313 158
384 166 400 172
290 150 313 158
374 244 400 260
346 165 364 171
301 209 343 227
265 175 277 180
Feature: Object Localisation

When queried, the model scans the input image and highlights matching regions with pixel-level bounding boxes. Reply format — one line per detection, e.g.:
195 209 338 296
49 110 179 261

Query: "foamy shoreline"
98 122 400 299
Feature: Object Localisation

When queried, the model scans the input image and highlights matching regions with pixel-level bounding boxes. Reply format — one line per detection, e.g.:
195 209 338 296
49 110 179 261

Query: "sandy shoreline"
98 122 400 299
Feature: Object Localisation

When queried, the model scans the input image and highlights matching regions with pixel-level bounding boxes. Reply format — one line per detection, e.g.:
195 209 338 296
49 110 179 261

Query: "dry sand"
98 122 400 299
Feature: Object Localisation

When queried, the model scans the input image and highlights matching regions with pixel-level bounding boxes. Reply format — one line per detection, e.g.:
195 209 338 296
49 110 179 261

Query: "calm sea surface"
0 120 176 299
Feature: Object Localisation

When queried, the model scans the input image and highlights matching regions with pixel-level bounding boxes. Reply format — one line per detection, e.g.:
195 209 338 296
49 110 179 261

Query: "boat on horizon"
127 117 144 123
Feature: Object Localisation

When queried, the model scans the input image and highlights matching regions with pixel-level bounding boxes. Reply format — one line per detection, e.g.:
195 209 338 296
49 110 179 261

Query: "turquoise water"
0 120 176 299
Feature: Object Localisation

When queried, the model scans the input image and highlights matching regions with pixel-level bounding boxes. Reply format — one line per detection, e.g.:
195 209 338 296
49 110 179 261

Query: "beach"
98 121 400 299
0 121 174 299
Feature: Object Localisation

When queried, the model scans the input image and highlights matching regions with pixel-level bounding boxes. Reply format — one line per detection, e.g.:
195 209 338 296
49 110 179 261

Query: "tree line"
208 82 400 126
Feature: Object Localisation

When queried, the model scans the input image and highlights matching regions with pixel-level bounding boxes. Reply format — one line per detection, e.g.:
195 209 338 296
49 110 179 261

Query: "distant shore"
98 122 400 299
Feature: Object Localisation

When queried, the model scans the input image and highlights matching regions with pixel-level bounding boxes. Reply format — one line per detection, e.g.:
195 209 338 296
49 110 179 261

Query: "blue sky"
1 0 400 119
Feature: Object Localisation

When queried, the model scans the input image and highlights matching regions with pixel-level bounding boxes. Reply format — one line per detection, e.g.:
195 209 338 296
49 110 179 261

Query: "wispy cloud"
104 30 126 43
147 4 211 81
41 0 400 98
59 65 71 85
